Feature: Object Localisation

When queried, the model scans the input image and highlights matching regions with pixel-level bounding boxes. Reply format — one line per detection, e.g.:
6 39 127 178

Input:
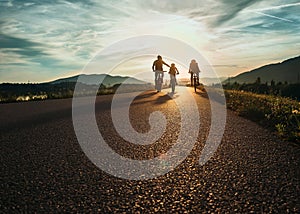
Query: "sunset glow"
0 0 299 82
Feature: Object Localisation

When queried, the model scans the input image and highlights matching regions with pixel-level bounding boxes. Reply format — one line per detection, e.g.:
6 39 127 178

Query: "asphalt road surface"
1 86 299 213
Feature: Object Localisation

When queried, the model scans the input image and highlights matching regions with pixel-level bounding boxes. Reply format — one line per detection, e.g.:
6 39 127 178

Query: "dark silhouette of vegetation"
221 77 300 143
0 82 152 103
223 77 300 101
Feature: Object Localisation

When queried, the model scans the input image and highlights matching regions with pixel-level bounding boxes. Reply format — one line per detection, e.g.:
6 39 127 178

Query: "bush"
225 90 300 143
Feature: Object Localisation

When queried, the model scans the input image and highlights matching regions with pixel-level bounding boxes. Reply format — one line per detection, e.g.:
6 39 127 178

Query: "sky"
0 0 300 83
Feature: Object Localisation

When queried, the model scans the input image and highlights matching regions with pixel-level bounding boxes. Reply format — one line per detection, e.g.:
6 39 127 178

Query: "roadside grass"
0 84 153 103
225 90 300 143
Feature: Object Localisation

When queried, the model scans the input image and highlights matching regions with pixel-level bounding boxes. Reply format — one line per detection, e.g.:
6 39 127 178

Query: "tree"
255 77 261 85
271 80 275 86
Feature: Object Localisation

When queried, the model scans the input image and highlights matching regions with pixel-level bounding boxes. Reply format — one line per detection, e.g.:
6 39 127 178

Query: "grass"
225 90 300 143
0 83 153 103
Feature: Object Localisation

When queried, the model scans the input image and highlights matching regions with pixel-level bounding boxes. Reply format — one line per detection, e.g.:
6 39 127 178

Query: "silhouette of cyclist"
169 63 179 93
189 59 200 86
152 55 170 91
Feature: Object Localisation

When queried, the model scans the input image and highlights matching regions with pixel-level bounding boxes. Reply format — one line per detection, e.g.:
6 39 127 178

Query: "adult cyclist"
152 55 170 91
188 59 200 86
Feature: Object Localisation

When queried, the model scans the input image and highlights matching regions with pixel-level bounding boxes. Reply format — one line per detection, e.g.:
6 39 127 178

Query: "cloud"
0 0 13 7
254 11 293 23
0 34 41 49
180 0 262 27
0 34 48 57
211 0 262 26
245 2 300 12
211 65 247 68
0 0 300 82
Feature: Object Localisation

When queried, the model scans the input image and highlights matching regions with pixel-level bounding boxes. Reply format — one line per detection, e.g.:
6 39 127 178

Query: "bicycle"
170 73 179 94
155 71 166 92
192 73 199 92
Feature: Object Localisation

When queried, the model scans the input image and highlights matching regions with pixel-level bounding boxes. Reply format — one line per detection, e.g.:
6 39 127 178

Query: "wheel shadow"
154 91 179 105
154 94 172 104
134 91 157 100
194 89 208 99
193 86 226 105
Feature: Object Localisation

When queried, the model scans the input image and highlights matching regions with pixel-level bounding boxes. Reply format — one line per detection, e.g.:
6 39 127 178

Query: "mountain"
48 74 147 86
227 56 300 84
201 77 227 86
177 77 227 86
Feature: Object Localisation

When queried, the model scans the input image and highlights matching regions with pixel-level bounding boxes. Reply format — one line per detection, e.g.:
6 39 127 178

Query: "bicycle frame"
155 71 166 92
193 73 199 92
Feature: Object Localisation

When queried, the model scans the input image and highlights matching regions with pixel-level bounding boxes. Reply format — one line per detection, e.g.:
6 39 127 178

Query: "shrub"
225 90 300 143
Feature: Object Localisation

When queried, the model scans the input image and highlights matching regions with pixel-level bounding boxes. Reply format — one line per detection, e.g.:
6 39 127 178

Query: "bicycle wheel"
194 77 197 92
171 77 175 93
157 76 163 92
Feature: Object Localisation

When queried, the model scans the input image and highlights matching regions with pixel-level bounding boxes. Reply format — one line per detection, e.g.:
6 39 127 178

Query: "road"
1 86 299 213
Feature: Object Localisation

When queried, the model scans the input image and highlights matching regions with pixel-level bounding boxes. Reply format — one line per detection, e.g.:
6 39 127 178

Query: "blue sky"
0 0 300 83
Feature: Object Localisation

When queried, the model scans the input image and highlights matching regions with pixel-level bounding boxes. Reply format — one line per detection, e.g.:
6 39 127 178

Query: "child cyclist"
169 63 179 93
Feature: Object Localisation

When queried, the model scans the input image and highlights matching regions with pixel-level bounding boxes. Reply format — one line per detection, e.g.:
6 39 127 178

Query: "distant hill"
178 77 227 86
227 56 300 84
0 74 151 103
48 74 147 86
201 77 227 86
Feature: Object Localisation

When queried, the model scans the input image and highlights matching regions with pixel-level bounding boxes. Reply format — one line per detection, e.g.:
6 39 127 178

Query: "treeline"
0 82 152 103
222 77 300 101
0 82 94 102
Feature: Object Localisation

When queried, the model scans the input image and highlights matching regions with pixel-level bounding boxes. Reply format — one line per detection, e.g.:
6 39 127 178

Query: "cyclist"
152 55 170 91
188 59 200 86
169 63 179 93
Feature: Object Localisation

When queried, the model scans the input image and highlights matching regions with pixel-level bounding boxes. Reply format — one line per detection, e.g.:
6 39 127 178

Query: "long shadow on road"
154 93 174 105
